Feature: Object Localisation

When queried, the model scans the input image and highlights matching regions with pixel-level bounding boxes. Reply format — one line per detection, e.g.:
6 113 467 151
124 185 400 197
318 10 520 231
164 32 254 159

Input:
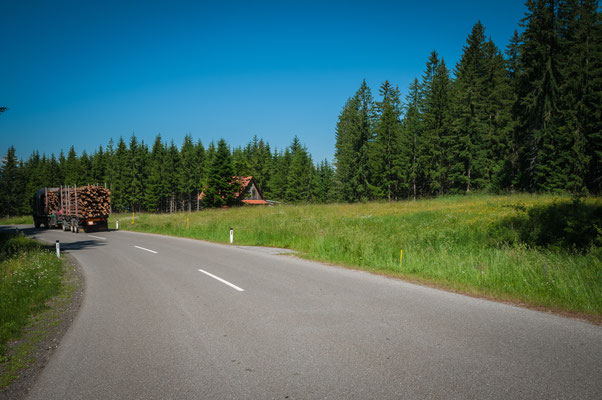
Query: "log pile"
65 185 111 218
46 190 61 214
43 186 110 218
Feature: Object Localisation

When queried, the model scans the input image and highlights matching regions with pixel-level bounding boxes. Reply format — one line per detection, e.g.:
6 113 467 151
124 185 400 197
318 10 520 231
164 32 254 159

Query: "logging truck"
32 185 111 233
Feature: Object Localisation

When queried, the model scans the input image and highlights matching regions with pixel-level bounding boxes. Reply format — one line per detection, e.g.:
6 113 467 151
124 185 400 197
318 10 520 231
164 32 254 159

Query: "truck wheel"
75 225 79 233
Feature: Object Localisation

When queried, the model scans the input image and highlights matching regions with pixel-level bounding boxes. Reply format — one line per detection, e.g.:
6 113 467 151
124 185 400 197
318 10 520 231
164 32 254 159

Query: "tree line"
335 0 601 202
0 134 334 216
1 1 600 216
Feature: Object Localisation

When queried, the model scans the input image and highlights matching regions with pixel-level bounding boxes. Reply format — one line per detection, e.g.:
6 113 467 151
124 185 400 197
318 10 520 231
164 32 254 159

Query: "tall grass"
0 215 33 225
0 234 64 357
112 194 602 315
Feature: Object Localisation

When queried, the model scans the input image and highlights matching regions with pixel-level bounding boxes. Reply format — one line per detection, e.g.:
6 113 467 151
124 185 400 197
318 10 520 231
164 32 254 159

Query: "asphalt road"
14 226 602 399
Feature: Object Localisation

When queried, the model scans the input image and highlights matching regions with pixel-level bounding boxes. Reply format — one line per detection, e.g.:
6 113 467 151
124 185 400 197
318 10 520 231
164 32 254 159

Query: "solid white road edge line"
87 235 106 240
134 245 158 254
198 269 245 292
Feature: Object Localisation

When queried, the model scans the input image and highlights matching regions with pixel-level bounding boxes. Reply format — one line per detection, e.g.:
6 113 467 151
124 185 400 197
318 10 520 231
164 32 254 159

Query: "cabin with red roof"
197 176 268 205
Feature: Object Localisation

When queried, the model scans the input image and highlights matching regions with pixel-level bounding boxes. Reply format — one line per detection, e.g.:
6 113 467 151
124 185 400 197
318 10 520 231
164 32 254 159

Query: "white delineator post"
56 240 60 258
230 228 233 244
116 220 119 230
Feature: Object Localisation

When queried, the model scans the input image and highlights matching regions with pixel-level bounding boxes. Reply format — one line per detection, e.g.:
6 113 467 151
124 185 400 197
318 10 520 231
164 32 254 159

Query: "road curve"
17 226 602 399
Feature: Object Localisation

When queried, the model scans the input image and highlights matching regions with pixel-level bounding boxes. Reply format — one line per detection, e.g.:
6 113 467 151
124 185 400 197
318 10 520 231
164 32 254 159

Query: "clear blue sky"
1 0 528 164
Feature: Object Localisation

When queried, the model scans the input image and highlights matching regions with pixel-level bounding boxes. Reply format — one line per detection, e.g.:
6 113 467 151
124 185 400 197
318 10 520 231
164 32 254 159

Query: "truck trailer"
32 185 111 233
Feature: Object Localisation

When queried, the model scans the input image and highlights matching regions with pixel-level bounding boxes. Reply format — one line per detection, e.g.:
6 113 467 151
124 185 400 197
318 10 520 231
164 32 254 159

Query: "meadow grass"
111 194 602 316
0 215 32 225
0 234 64 357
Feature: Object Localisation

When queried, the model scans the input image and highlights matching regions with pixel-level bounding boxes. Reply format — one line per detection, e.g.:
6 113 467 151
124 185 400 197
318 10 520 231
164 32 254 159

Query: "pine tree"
286 137 313 202
42 154 61 188
313 160 336 203
23 151 43 213
556 0 602 193
104 139 116 204
494 30 523 191
179 134 198 211
402 78 423 200
58 150 67 185
63 146 81 186
232 146 249 176
266 148 291 201
245 136 272 195
112 137 130 212
194 140 206 211
370 81 403 200
128 134 145 212
482 39 514 188
0 146 25 217
450 23 514 193
449 22 490 193
144 135 165 212
90 146 107 185
163 141 181 212
334 80 375 202
203 139 238 207
79 151 92 185
419 51 452 196
517 0 562 191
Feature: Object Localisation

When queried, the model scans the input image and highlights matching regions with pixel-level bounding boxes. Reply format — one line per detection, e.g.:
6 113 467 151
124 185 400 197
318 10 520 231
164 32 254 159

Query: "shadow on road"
60 240 107 251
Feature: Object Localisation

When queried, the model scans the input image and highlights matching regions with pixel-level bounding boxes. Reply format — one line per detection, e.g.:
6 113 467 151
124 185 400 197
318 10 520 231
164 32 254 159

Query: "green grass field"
0 216 33 226
111 194 602 317
0 233 64 358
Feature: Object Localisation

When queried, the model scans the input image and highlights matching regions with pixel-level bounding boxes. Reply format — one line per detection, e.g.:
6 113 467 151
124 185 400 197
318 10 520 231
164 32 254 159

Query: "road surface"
14 226 602 399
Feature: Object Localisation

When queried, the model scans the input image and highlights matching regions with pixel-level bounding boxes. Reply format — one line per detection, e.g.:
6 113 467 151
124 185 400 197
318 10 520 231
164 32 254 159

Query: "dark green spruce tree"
79 151 92 185
203 139 239 207
112 137 130 212
517 0 562 191
419 51 452 196
555 0 602 193
450 22 512 193
0 146 25 217
128 134 145 212
334 80 375 202
370 81 403 200
286 137 314 203
145 135 165 212
179 134 199 211
63 146 81 186
312 160 336 203
402 78 423 200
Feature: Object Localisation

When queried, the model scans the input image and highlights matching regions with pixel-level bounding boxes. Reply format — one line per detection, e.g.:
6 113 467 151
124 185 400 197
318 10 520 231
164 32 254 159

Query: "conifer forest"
1 1 601 216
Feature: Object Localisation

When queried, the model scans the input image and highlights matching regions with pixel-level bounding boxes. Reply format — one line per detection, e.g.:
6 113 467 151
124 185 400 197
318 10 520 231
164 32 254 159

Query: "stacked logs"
65 185 111 218
46 190 61 214
38 186 111 218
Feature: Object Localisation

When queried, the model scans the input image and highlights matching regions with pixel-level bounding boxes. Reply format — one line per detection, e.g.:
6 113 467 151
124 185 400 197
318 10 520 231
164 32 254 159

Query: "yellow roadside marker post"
132 212 135 224
400 249 403 266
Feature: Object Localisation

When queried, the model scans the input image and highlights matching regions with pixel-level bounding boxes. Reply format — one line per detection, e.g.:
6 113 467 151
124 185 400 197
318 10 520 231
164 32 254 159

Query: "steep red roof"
197 176 266 204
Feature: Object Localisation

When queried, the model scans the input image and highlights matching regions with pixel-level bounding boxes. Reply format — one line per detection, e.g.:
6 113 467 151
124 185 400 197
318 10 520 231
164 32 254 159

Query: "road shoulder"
0 253 84 400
